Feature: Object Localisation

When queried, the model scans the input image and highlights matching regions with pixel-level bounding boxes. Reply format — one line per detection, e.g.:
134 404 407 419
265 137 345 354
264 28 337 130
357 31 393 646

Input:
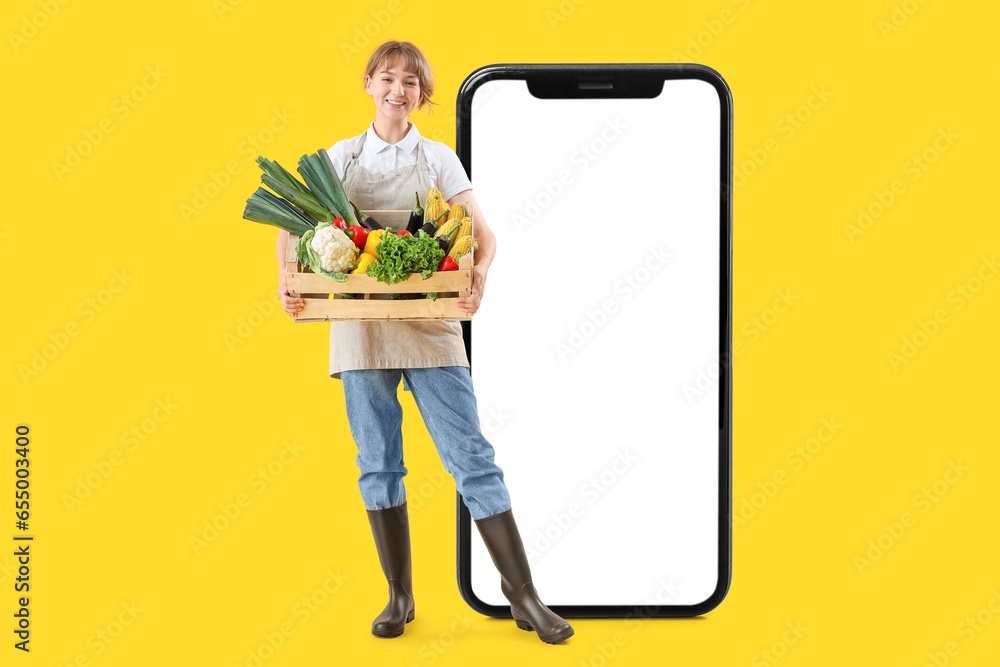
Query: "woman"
275 40 573 644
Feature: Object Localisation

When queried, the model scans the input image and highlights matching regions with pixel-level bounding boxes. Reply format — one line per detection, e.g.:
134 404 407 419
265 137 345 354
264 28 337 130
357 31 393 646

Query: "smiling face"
366 58 421 119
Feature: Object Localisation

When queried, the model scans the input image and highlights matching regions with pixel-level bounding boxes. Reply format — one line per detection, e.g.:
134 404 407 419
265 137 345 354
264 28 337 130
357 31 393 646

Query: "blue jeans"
340 366 512 521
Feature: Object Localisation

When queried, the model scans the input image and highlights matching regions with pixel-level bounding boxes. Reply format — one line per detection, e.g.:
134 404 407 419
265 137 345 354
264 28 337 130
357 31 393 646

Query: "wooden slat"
361 210 411 229
283 231 338 299
294 297 471 322
287 269 471 295
285 234 300 278
285 233 300 263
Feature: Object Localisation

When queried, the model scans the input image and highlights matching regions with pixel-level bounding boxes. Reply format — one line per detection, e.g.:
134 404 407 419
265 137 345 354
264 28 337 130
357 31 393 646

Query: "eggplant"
435 236 451 255
406 192 424 235
434 236 451 255
447 225 462 251
419 210 448 237
350 201 383 230
434 224 462 256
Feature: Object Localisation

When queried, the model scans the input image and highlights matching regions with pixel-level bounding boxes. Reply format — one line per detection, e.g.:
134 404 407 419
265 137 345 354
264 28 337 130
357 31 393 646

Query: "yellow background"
4 0 999 665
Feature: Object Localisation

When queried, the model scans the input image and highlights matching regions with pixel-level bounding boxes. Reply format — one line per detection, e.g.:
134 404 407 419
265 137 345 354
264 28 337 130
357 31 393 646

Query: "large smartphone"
454 64 732 617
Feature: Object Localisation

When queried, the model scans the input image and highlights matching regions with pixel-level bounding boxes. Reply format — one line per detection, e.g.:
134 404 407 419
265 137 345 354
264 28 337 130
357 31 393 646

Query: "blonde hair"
362 40 436 114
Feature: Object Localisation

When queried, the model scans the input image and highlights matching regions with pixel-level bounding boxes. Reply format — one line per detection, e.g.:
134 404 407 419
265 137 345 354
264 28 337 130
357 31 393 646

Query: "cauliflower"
310 224 358 273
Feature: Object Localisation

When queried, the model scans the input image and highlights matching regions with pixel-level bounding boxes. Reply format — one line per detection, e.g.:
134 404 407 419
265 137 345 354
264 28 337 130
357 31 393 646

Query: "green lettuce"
366 230 445 285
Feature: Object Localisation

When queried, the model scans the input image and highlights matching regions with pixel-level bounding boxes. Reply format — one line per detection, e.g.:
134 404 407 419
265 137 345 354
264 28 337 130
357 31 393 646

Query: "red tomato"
396 229 412 237
331 217 347 230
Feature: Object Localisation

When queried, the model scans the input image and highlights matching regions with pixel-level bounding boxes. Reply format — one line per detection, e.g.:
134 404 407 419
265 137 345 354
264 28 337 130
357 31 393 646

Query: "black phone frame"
454 63 733 618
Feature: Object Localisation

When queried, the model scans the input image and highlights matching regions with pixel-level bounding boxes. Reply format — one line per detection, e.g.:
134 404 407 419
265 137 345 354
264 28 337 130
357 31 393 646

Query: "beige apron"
328 129 470 389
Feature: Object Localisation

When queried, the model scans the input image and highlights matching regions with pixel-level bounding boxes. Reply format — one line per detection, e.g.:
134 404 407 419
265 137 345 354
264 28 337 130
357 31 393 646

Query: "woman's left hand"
457 264 488 315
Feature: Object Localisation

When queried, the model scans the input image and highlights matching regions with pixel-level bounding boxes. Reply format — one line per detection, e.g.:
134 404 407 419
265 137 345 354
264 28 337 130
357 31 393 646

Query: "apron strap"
350 131 366 159
343 131 367 182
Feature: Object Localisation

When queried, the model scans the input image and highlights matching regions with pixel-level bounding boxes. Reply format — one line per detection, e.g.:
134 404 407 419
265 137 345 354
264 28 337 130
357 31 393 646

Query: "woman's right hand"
278 273 305 317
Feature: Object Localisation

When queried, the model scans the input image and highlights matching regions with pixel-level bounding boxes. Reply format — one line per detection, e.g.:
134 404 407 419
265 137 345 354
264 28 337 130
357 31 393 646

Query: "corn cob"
447 203 466 221
448 234 479 260
434 218 461 238
424 188 449 222
456 216 472 239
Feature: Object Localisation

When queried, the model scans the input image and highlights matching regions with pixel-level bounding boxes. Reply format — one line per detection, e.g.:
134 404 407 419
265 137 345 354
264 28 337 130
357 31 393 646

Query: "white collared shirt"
327 121 473 201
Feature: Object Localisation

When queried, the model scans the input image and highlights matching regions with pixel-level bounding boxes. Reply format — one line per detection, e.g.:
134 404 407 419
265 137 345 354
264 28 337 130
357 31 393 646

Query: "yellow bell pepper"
363 229 385 257
351 252 376 274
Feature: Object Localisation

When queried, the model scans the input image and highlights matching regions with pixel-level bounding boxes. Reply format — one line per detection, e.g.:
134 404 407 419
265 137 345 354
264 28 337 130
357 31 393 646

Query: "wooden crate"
285 210 473 322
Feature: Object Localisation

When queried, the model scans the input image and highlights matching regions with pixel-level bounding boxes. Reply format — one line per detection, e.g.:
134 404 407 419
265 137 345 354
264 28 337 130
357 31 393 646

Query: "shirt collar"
366 121 420 154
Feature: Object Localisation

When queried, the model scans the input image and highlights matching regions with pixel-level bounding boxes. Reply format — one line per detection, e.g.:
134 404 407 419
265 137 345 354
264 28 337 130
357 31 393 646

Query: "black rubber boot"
474 509 574 644
366 502 415 637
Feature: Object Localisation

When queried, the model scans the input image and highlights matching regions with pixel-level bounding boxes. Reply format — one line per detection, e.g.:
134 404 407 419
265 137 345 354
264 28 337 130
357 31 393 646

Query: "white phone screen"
465 72 728 610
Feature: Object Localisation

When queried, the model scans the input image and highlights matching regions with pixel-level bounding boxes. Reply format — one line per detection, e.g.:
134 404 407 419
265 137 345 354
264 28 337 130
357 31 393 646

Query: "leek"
297 150 359 227
243 188 315 236
255 156 332 223
261 173 331 223
256 157 311 198
318 148 359 226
